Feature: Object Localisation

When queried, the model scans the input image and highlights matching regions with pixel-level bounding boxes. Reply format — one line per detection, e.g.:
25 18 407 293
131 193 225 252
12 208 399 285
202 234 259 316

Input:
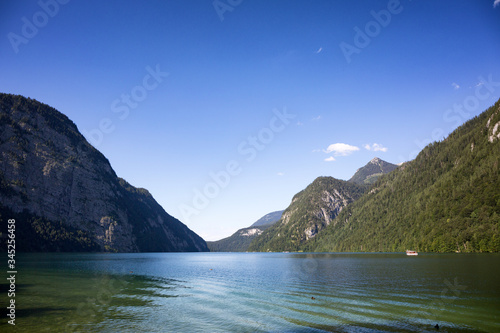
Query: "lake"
2 252 499 332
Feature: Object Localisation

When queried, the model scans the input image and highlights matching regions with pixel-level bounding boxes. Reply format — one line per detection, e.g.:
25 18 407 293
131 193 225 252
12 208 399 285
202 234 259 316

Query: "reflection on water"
1 253 499 332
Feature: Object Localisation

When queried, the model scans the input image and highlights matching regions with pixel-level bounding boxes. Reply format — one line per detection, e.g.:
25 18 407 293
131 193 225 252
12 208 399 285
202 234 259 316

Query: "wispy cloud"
312 115 322 121
494 0 500 7
324 143 360 156
452 82 460 90
277 172 285 176
364 143 388 152
312 148 322 153
324 156 336 162
315 47 323 54
297 121 304 126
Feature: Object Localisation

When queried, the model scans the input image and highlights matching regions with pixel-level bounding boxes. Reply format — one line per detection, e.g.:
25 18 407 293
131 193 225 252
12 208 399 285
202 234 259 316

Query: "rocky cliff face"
0 93 208 252
248 177 367 252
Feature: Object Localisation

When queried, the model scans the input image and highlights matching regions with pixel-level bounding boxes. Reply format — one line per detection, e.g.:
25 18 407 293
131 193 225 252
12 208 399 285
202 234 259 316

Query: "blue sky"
1 0 499 241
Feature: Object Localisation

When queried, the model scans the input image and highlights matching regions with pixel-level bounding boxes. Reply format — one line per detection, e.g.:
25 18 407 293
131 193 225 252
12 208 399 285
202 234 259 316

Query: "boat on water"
406 250 418 256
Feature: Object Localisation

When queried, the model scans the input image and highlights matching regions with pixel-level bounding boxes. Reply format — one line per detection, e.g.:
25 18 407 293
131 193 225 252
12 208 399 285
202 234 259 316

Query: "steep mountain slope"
0 93 208 252
250 210 284 227
248 178 367 252
308 99 500 253
349 157 397 185
208 210 283 252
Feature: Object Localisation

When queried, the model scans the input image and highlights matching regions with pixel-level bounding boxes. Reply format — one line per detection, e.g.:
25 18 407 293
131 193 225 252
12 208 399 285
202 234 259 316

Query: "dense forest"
306 100 500 253
0 205 101 252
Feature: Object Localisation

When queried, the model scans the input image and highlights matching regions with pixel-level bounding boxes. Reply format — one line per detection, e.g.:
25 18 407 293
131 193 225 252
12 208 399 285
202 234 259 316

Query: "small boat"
406 250 418 256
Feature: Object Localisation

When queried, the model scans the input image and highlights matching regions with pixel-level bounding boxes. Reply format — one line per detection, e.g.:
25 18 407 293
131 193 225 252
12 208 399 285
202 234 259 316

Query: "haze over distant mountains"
208 210 284 252
0 93 208 252
210 158 400 252
250 210 284 227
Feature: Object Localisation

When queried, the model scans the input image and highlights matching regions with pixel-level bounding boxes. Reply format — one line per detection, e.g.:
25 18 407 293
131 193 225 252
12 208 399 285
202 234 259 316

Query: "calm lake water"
2 252 499 332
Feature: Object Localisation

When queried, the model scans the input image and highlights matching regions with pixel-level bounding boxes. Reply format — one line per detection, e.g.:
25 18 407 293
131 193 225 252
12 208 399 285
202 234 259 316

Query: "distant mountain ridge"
0 93 208 252
208 210 283 252
349 157 397 185
250 210 284 227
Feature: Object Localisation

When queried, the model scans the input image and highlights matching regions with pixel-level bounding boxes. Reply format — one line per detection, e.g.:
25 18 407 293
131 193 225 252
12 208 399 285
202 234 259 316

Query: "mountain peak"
349 158 397 185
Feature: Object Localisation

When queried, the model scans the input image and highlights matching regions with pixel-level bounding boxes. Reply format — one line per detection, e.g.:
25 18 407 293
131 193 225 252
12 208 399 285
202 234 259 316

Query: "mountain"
307 99 500 253
250 210 284 227
0 93 208 252
207 210 283 252
248 178 367 252
349 157 397 185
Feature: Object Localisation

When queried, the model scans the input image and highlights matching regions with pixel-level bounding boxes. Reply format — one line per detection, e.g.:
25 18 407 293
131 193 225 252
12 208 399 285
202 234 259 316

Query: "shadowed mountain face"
0 93 208 252
348 157 397 185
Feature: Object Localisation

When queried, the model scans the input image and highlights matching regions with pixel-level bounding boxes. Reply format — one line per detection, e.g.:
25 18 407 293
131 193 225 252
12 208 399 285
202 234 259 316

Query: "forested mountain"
208 210 283 252
349 157 397 185
0 93 208 252
248 178 367 252
307 99 500 253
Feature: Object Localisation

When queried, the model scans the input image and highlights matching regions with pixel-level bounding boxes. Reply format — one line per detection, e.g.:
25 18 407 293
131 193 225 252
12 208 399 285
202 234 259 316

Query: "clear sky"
1 0 499 241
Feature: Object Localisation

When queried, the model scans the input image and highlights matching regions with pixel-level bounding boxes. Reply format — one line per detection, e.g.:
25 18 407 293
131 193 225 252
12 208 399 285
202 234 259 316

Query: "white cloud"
316 47 323 54
324 143 360 156
312 115 322 121
277 172 284 176
494 0 500 7
324 156 336 162
452 82 460 90
364 143 388 152
312 148 322 153
297 121 304 126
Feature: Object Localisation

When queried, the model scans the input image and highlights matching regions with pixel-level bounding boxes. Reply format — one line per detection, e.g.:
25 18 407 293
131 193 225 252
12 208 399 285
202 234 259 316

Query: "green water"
1 252 499 332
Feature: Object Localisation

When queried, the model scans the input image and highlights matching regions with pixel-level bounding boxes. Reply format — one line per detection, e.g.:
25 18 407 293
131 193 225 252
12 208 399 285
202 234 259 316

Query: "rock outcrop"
248 177 367 252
